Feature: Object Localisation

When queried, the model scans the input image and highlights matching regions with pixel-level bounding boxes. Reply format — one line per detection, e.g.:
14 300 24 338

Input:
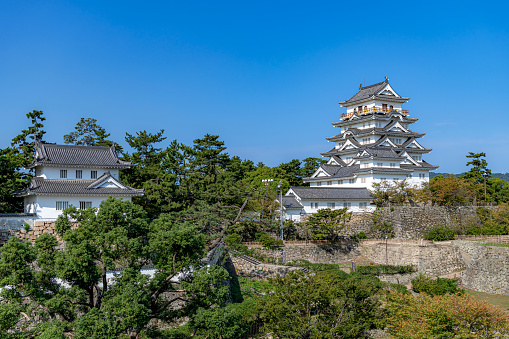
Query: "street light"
277 180 286 265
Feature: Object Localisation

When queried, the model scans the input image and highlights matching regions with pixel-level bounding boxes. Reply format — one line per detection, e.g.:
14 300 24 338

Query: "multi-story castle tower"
303 77 438 189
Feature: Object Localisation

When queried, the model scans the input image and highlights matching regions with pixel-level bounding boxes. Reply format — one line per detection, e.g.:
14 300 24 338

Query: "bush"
224 233 247 252
423 225 455 241
357 264 415 275
350 231 367 241
258 232 283 249
411 274 463 296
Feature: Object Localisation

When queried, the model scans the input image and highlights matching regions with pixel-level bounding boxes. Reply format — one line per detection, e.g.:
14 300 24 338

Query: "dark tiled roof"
357 167 412 174
339 79 409 105
29 143 131 168
280 196 304 209
357 148 402 159
340 80 388 105
13 176 144 196
401 162 439 170
289 186 372 200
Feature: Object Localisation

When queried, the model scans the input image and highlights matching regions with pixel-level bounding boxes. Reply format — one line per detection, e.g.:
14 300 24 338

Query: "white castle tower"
303 77 438 188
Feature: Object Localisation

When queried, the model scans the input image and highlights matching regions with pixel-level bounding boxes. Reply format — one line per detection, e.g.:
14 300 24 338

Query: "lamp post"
277 180 286 264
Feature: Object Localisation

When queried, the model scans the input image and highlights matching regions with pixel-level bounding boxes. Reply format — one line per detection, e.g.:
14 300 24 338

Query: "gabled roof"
339 78 409 106
279 196 304 209
355 148 402 159
289 186 372 200
28 143 131 169
307 164 360 181
13 176 144 197
401 162 439 170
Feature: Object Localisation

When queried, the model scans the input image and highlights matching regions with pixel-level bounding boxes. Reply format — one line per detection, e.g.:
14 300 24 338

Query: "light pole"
277 180 285 264
261 179 273 220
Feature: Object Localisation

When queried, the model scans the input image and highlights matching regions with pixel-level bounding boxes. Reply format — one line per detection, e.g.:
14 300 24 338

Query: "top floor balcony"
341 107 409 120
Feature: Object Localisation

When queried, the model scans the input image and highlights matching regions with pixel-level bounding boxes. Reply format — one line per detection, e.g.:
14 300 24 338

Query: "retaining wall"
461 246 509 295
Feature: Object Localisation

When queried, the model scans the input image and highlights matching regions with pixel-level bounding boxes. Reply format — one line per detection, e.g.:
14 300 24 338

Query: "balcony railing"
341 107 409 120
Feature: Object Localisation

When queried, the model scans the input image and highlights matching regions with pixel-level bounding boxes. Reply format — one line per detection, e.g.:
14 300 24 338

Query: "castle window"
390 105 393 110
382 103 387 110
393 178 399 181
343 202 351 208
390 163 396 167
348 179 355 184
377 162 383 167
317 182 321 186
60 170 67 178
311 202 318 209
76 170 82 179
362 163 369 168
380 178 387 181
327 202 335 209
80 201 92 210
91 170 98 179
407 173 412 178
358 106 362 112
338 180 343 184
361 178 366 183
56 201 69 210
327 181 332 185
359 202 367 208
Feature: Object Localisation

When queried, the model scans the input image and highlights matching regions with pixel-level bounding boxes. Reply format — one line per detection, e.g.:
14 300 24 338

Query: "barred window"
56 201 69 210
79 201 92 210
60 170 67 178
76 170 82 179
91 170 97 179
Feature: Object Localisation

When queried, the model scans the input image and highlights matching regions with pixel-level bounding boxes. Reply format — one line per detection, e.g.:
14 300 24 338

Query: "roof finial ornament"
359 83 362 90
385 75 388 81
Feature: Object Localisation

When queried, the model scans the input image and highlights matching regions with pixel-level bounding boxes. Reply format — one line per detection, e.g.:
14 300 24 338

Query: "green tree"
301 157 327 178
257 270 385 338
0 198 231 338
11 110 47 166
306 207 352 241
0 148 28 212
63 118 122 151
278 159 304 186
429 174 477 206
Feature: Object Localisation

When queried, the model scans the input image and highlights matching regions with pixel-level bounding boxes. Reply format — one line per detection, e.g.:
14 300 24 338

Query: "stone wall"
255 241 361 264
377 272 420 285
345 206 494 239
461 246 509 295
250 240 467 277
359 240 466 276
0 214 36 243
230 255 302 279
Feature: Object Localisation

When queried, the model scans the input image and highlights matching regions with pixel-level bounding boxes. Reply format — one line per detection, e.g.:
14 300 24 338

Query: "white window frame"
56 201 69 210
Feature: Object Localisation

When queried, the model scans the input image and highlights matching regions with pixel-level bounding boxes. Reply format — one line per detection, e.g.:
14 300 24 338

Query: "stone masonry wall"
255 241 361 264
359 241 466 276
250 240 467 277
461 246 509 295
230 256 302 279
345 206 494 239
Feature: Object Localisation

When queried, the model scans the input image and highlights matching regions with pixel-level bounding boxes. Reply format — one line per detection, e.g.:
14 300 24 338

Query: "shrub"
411 274 463 296
357 264 415 275
350 231 367 241
224 233 247 252
423 225 455 241
258 233 283 249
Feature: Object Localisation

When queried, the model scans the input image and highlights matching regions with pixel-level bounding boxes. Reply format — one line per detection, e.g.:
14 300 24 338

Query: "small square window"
60 170 67 178
91 171 97 179
76 170 82 179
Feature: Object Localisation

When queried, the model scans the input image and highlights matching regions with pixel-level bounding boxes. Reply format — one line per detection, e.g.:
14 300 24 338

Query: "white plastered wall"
37 167 120 180
26 195 132 220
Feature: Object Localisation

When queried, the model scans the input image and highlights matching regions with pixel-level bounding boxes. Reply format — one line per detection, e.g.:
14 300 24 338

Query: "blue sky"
1 1 508 173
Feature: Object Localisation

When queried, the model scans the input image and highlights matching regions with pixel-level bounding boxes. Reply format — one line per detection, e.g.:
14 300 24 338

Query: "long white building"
282 78 438 221
14 143 144 220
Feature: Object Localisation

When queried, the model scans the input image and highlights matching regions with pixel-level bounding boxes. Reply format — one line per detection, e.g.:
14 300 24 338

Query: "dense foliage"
411 274 463 296
423 225 456 241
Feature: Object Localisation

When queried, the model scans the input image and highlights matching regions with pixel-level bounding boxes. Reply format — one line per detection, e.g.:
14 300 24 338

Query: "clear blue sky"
1 1 508 173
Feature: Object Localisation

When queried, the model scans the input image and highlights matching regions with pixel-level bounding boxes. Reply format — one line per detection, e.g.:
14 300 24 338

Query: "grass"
237 276 276 300
480 242 509 247
464 289 509 311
